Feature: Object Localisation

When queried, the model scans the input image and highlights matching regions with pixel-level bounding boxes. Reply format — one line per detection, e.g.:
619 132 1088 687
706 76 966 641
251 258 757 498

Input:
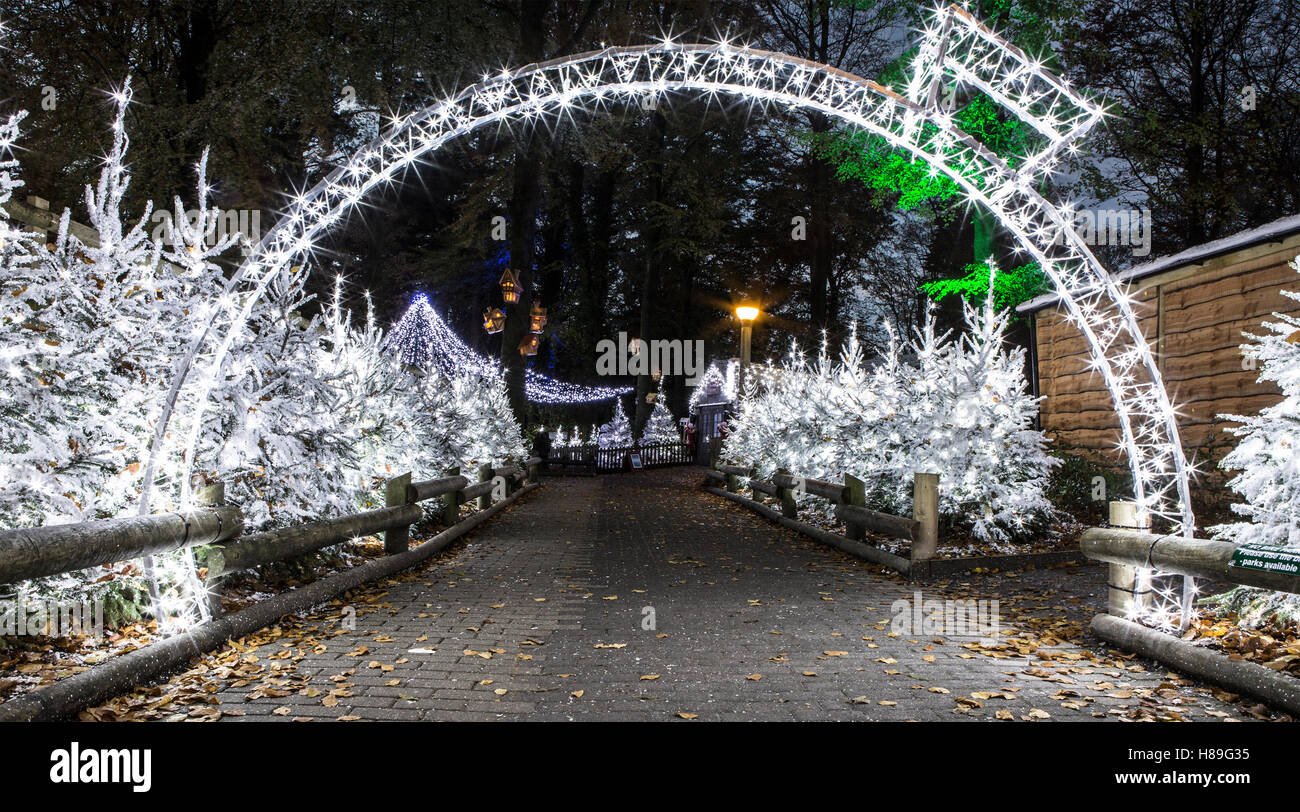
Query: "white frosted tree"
0 87 226 530
872 298 1059 544
688 363 730 415
1216 259 1300 549
376 295 531 470
721 291 1057 546
640 379 682 444
597 398 634 448
1207 257 1300 624
0 88 234 619
723 328 884 485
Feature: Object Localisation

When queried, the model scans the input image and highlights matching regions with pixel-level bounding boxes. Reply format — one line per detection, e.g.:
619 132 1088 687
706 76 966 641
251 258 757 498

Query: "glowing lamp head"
518 332 540 356
500 269 521 304
735 305 759 323
483 307 506 334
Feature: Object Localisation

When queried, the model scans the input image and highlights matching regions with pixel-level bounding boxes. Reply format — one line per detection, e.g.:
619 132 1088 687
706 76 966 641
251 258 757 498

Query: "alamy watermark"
890 590 999 644
1054 207 1152 257
50 742 151 793
150 208 262 256
0 598 104 639
595 331 706 385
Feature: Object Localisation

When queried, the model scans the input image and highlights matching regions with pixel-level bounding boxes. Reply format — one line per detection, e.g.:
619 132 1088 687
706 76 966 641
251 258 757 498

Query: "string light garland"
386 294 630 404
144 1 1194 627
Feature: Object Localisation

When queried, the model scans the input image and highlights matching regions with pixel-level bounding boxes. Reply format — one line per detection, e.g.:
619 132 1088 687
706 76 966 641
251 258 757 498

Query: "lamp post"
735 304 759 398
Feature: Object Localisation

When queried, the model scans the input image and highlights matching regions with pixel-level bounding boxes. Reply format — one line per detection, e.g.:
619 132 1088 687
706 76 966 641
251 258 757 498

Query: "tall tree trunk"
500 0 550 422
808 112 832 332
634 108 667 437
537 184 567 367
569 161 617 376
972 207 996 264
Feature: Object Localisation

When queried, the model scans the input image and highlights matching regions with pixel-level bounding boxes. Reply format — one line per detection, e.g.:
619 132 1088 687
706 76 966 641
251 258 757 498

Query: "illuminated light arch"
145 3 1196 624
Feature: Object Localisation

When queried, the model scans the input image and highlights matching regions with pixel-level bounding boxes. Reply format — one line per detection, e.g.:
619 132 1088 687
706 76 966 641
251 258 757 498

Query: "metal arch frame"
141 4 1196 628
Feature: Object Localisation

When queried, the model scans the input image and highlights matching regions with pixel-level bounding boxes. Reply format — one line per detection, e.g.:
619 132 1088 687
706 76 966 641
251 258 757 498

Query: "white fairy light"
141 2 1195 622
386 294 630 404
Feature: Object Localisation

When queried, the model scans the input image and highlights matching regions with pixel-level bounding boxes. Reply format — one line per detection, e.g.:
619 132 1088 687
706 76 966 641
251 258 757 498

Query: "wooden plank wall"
1035 235 1300 496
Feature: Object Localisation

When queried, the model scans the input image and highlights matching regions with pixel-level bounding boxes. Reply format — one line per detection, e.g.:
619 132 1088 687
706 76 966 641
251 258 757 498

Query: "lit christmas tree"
385 293 629 405
0 89 527 625
0 87 239 620
1208 257 1300 624
722 283 1058 546
688 363 733 415
640 379 681 444
597 398 634 448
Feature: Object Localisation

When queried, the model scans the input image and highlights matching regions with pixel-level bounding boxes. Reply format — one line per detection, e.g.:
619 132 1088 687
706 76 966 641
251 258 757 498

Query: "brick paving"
119 468 1257 722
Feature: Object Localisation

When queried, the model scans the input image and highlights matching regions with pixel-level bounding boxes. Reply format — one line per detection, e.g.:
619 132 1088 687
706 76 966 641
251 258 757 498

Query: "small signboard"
628 452 644 470
1228 544 1300 575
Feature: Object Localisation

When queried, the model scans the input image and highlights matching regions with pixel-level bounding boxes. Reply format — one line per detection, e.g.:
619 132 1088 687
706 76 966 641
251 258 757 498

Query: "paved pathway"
90 468 1258 722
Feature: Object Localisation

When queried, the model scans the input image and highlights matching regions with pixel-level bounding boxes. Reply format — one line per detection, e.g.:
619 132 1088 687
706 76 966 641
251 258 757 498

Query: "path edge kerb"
1091 613 1300 717
0 482 542 723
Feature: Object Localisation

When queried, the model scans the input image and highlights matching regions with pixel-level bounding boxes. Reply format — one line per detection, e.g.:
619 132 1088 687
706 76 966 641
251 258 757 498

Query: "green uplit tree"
813 0 1067 310
920 260 1052 317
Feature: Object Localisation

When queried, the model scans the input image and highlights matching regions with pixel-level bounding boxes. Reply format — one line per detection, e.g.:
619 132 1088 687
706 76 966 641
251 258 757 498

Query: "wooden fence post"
843 474 866 540
912 473 939 561
477 464 493 509
442 466 462 526
384 472 413 554
195 480 226 619
527 457 540 483
1106 500 1152 617
774 468 797 519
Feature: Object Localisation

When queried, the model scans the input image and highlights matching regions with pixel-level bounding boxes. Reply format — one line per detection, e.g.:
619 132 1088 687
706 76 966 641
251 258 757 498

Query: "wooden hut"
1018 214 1300 499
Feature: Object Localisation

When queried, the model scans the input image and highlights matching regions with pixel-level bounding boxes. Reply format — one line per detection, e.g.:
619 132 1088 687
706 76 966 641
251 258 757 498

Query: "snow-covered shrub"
0 87 527 622
722 296 1058 546
1208 256 1300 625
597 398 634 448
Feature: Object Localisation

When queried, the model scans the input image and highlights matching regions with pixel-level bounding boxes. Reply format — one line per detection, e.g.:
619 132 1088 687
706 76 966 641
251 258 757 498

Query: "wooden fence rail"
0 458 539 591
407 474 470 502
1080 505 1300 618
702 461 939 576
1079 500 1300 716
0 506 244 585
203 503 423 580
0 472 543 723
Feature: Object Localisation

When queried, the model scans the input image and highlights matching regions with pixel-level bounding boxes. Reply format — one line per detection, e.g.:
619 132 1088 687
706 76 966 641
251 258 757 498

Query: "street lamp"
735 304 759 398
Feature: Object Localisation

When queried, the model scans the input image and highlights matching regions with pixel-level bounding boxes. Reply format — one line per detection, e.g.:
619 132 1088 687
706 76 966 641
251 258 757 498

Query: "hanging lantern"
519 332 540 356
645 392 657 403
500 268 520 303
482 307 505 334
529 302 548 332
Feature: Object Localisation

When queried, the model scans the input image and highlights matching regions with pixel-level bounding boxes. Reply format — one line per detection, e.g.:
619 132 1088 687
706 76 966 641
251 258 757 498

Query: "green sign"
1228 544 1300 575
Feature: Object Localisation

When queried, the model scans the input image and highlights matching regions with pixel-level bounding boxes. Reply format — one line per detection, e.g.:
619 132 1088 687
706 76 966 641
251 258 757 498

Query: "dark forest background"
2 0 1297 430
